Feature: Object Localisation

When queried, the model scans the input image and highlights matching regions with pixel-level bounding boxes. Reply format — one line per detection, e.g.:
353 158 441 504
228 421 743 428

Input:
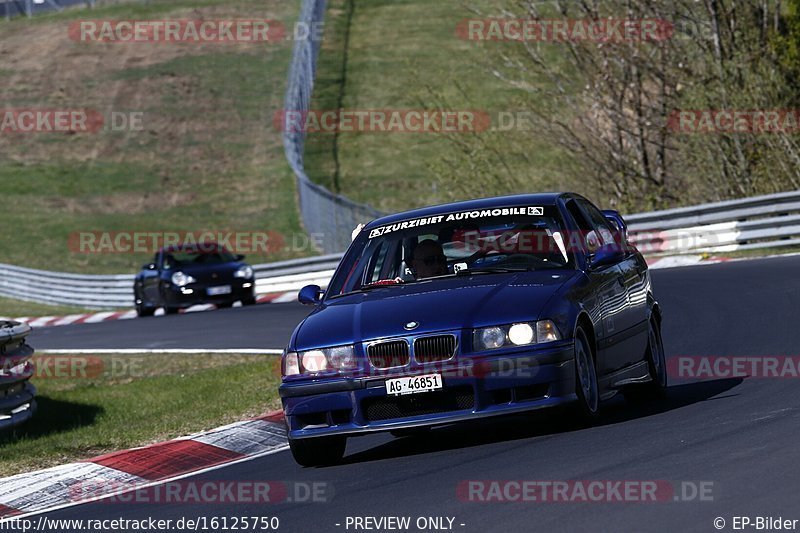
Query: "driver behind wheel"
410 239 448 279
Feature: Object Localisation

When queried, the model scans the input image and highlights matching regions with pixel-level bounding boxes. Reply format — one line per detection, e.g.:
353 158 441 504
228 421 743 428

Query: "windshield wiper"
455 266 533 275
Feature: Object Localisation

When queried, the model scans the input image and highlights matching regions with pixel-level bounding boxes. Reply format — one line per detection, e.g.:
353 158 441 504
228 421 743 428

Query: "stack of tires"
0 321 36 430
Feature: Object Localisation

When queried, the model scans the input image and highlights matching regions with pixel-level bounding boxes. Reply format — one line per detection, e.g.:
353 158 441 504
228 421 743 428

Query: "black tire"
134 288 155 317
217 301 233 309
135 302 155 317
625 317 668 402
164 306 179 315
289 435 347 467
570 327 600 421
241 297 257 306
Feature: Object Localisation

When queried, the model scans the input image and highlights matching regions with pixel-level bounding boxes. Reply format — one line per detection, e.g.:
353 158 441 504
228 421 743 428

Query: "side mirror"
589 243 624 269
601 209 628 243
298 284 323 306
235 254 245 261
143 263 156 271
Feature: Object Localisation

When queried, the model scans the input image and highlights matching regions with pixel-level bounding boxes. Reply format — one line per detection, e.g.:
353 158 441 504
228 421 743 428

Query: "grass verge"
0 0 309 274
0 353 282 477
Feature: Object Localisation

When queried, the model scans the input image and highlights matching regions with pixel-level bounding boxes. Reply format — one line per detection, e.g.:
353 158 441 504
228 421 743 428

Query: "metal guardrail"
0 256 343 310
626 190 800 255
3 191 800 309
0 321 36 430
281 0 383 254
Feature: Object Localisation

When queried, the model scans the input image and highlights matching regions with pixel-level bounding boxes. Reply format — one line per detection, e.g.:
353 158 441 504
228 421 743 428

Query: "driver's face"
411 242 448 278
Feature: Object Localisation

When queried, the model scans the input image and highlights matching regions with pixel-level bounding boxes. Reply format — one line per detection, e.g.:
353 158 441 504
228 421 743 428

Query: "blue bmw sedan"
280 193 666 466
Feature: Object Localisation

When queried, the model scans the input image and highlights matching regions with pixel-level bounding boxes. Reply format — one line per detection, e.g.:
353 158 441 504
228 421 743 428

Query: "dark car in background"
134 243 257 316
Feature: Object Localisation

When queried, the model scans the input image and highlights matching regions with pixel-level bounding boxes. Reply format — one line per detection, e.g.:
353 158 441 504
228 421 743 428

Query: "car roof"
364 192 568 229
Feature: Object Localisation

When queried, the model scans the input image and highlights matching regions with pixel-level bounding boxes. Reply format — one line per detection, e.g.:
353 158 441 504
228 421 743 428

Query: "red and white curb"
0 411 288 519
0 291 299 329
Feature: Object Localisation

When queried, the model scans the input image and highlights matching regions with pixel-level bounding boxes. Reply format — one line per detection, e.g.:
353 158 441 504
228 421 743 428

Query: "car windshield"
162 249 237 269
327 204 574 297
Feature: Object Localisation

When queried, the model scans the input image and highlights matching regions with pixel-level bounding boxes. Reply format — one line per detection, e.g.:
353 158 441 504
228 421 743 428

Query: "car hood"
292 270 577 349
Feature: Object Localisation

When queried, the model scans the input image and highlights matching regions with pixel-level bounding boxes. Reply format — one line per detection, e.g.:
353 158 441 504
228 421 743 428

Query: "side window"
577 199 616 247
364 240 404 283
565 200 599 253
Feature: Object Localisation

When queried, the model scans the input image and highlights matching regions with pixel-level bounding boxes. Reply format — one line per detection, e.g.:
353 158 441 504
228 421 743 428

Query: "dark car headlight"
473 320 561 351
282 345 358 377
234 265 254 279
171 271 196 287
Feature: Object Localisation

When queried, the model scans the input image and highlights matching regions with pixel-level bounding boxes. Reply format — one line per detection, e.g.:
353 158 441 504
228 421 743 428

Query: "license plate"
207 285 232 296
386 373 443 396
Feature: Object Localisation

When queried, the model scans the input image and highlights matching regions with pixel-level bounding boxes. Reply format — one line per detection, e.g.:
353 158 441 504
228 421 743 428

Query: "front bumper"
162 280 255 307
280 342 576 440
0 381 37 431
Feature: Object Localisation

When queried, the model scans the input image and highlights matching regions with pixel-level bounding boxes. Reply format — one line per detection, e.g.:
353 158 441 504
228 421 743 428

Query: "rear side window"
577 199 616 246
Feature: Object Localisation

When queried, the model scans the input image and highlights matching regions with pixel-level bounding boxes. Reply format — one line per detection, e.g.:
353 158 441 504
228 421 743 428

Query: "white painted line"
36 348 284 355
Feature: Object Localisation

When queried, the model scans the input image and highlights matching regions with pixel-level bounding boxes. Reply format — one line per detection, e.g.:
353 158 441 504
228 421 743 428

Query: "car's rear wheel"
164 306 179 315
625 317 667 402
571 327 599 420
289 435 347 467
241 297 257 306
218 302 233 309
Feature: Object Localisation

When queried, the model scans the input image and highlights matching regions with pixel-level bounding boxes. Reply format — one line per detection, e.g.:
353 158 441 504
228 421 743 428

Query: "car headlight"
282 345 358 377
171 271 196 287
234 265 254 279
473 320 561 351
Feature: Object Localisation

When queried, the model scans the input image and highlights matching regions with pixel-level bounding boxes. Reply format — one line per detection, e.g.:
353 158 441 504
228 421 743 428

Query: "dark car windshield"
162 250 237 270
327 204 575 297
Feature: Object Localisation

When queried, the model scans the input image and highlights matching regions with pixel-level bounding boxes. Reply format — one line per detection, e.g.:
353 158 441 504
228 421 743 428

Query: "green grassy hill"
0 0 306 275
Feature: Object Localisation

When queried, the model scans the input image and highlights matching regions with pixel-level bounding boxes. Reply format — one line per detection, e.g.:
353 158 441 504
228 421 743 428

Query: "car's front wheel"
134 288 155 317
571 327 599 420
289 435 347 467
625 317 667 402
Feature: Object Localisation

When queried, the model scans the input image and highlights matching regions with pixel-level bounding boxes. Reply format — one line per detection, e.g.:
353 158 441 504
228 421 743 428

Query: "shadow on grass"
337 378 744 466
0 396 103 444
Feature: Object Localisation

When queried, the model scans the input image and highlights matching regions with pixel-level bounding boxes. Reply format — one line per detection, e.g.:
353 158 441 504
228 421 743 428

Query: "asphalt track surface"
30 255 800 532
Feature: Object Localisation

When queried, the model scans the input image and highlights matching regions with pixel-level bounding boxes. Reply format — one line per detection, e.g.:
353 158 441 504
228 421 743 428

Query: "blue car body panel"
280 193 658 440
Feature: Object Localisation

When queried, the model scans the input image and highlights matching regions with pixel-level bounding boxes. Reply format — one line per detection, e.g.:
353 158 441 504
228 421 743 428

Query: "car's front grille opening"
513 384 550 402
414 335 457 363
329 409 351 426
362 386 474 421
490 388 513 405
296 409 352 429
368 340 410 368
296 412 328 429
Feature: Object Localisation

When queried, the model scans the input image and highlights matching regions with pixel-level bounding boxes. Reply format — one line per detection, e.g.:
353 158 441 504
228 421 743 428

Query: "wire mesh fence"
281 0 383 254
